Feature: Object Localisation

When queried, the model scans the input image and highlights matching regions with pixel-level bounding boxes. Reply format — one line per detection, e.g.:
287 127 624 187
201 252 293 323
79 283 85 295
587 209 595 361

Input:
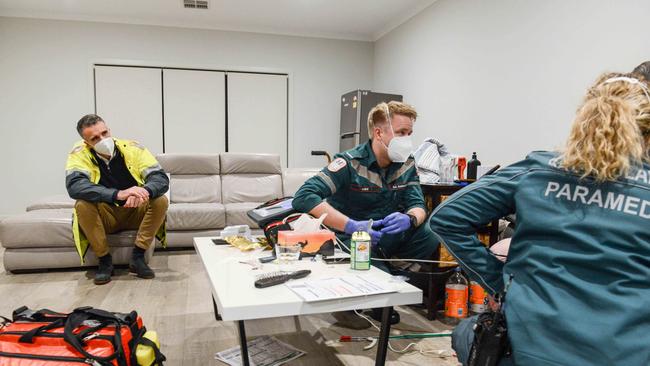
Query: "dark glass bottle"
467 152 481 180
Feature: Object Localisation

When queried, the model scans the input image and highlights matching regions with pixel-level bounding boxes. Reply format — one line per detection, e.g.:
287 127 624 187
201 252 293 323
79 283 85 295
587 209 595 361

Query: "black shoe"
129 255 155 279
94 254 113 285
369 307 400 325
331 310 372 330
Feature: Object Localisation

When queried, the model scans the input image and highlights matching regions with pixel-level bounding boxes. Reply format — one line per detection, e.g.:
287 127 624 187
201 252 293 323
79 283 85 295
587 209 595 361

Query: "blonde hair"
562 72 650 181
367 101 417 139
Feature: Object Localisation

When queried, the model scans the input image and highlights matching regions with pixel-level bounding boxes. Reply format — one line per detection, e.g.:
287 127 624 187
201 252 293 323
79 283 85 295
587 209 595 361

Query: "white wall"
0 17 373 215
374 0 650 167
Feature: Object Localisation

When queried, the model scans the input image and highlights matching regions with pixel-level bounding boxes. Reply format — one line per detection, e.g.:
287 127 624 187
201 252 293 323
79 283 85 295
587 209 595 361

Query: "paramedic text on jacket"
430 72 650 366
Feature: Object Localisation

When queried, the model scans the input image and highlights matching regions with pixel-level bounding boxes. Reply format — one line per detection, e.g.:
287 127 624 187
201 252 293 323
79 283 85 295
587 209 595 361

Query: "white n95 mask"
290 213 328 233
387 135 413 163
94 137 115 157
383 104 413 163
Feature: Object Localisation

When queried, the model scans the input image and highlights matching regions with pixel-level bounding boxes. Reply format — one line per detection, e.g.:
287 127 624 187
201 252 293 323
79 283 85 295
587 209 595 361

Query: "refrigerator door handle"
340 131 360 139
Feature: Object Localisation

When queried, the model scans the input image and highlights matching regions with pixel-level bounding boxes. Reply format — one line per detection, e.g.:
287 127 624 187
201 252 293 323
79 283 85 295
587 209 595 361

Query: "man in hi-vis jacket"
66 114 169 285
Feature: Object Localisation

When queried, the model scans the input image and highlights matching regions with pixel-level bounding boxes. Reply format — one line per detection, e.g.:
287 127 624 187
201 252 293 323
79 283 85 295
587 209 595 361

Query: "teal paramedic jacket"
429 151 650 365
292 141 426 221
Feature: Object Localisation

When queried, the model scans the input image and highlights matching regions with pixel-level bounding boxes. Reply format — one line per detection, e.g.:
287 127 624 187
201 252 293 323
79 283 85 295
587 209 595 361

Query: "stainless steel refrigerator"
339 90 403 152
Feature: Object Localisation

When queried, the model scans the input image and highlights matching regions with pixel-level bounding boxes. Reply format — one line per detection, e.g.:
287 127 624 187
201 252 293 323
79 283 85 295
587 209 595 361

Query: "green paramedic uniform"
292 141 438 271
430 151 650 365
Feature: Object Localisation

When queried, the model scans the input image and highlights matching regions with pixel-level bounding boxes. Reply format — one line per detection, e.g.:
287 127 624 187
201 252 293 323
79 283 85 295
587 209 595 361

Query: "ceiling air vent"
184 0 209 9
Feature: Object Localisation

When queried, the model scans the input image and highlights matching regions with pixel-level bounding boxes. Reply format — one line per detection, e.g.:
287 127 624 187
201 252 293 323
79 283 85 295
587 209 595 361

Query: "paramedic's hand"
380 212 411 235
344 219 384 245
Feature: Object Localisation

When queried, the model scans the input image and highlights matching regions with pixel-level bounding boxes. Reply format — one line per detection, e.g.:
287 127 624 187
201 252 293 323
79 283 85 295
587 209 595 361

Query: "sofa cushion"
220 153 281 174
282 168 320 196
166 203 226 230
0 209 141 249
221 174 282 204
157 153 220 175
26 195 75 211
170 175 221 203
224 202 262 228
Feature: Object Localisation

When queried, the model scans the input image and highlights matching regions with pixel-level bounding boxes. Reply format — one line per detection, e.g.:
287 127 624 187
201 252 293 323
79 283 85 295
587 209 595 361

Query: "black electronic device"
467 281 512 366
254 270 311 288
247 197 296 229
323 257 350 264
467 307 510 366
212 238 229 245
258 255 277 263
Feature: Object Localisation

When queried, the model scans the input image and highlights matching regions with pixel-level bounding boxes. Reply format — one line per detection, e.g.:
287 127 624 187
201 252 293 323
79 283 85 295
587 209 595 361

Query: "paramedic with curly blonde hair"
430 73 650 365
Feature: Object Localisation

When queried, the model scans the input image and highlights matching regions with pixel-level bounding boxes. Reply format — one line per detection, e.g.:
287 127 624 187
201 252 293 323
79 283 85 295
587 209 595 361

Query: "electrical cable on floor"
310 221 455 357
350 310 453 357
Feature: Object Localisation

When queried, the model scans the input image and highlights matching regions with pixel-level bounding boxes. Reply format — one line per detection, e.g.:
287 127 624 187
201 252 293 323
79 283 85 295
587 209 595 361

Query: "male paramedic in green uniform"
292 101 438 324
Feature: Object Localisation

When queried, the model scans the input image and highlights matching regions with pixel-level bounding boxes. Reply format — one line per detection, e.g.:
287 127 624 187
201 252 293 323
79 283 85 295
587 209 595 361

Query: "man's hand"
124 195 146 208
380 212 411 235
344 219 384 245
117 186 150 202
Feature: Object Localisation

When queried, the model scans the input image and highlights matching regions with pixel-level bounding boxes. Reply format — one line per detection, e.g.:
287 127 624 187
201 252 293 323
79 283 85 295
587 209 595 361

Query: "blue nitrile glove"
380 212 411 235
344 219 384 245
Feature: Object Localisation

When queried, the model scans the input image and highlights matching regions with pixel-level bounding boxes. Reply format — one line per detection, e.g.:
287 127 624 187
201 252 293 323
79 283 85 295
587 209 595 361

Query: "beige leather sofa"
0 153 318 272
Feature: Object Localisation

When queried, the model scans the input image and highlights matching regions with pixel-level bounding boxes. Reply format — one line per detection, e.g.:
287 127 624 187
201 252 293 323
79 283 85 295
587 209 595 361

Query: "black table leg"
238 320 251 366
375 307 391 366
212 296 222 321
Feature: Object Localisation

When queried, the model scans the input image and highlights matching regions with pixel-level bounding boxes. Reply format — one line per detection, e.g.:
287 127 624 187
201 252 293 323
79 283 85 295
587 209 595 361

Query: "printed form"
286 275 396 302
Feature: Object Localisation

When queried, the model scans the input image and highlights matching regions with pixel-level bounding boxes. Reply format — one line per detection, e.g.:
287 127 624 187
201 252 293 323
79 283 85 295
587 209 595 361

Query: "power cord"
322 223 504 265
352 310 453 357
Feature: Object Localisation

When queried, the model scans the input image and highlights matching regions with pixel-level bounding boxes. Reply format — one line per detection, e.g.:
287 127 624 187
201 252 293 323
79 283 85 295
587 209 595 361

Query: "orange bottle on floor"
444 267 468 325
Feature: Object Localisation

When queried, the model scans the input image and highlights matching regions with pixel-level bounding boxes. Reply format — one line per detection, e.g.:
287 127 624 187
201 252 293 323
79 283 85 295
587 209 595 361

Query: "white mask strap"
603 76 650 103
383 104 394 135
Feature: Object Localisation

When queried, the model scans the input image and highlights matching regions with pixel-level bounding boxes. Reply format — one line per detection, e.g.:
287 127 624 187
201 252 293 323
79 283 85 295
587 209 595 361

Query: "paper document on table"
215 335 305 366
286 275 396 302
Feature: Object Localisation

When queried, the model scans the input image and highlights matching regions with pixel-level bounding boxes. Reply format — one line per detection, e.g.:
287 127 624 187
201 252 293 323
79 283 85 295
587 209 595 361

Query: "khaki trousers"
75 196 169 258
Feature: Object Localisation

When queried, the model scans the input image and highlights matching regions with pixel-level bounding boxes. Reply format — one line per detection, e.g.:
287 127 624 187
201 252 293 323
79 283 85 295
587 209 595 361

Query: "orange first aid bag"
0 306 165 366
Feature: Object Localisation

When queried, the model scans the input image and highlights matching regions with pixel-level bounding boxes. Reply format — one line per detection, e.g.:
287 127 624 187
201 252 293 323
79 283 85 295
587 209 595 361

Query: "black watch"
407 213 418 229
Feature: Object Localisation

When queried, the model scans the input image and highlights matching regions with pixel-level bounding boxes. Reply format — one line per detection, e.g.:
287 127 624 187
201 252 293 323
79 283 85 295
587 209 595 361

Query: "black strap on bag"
18 318 65 343
128 326 166 366
13 306 68 323
63 308 126 366
138 337 167 365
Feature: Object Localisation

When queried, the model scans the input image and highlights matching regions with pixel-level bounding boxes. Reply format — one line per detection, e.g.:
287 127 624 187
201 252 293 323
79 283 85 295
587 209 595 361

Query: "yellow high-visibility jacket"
65 138 167 262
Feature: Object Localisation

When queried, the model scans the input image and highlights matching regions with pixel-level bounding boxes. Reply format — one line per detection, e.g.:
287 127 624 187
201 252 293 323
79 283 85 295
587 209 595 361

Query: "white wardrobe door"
163 70 226 153
94 66 163 154
227 73 288 166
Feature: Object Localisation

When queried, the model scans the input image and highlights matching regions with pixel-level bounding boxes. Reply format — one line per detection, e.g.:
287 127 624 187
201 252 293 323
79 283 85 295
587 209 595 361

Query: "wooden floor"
0 247 460 366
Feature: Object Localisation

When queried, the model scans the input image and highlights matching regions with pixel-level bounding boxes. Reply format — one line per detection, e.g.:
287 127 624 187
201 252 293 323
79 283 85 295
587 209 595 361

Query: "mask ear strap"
603 76 650 104
383 104 395 135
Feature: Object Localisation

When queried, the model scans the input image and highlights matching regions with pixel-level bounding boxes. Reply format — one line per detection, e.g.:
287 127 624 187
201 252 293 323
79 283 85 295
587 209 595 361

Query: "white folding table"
193 237 423 365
